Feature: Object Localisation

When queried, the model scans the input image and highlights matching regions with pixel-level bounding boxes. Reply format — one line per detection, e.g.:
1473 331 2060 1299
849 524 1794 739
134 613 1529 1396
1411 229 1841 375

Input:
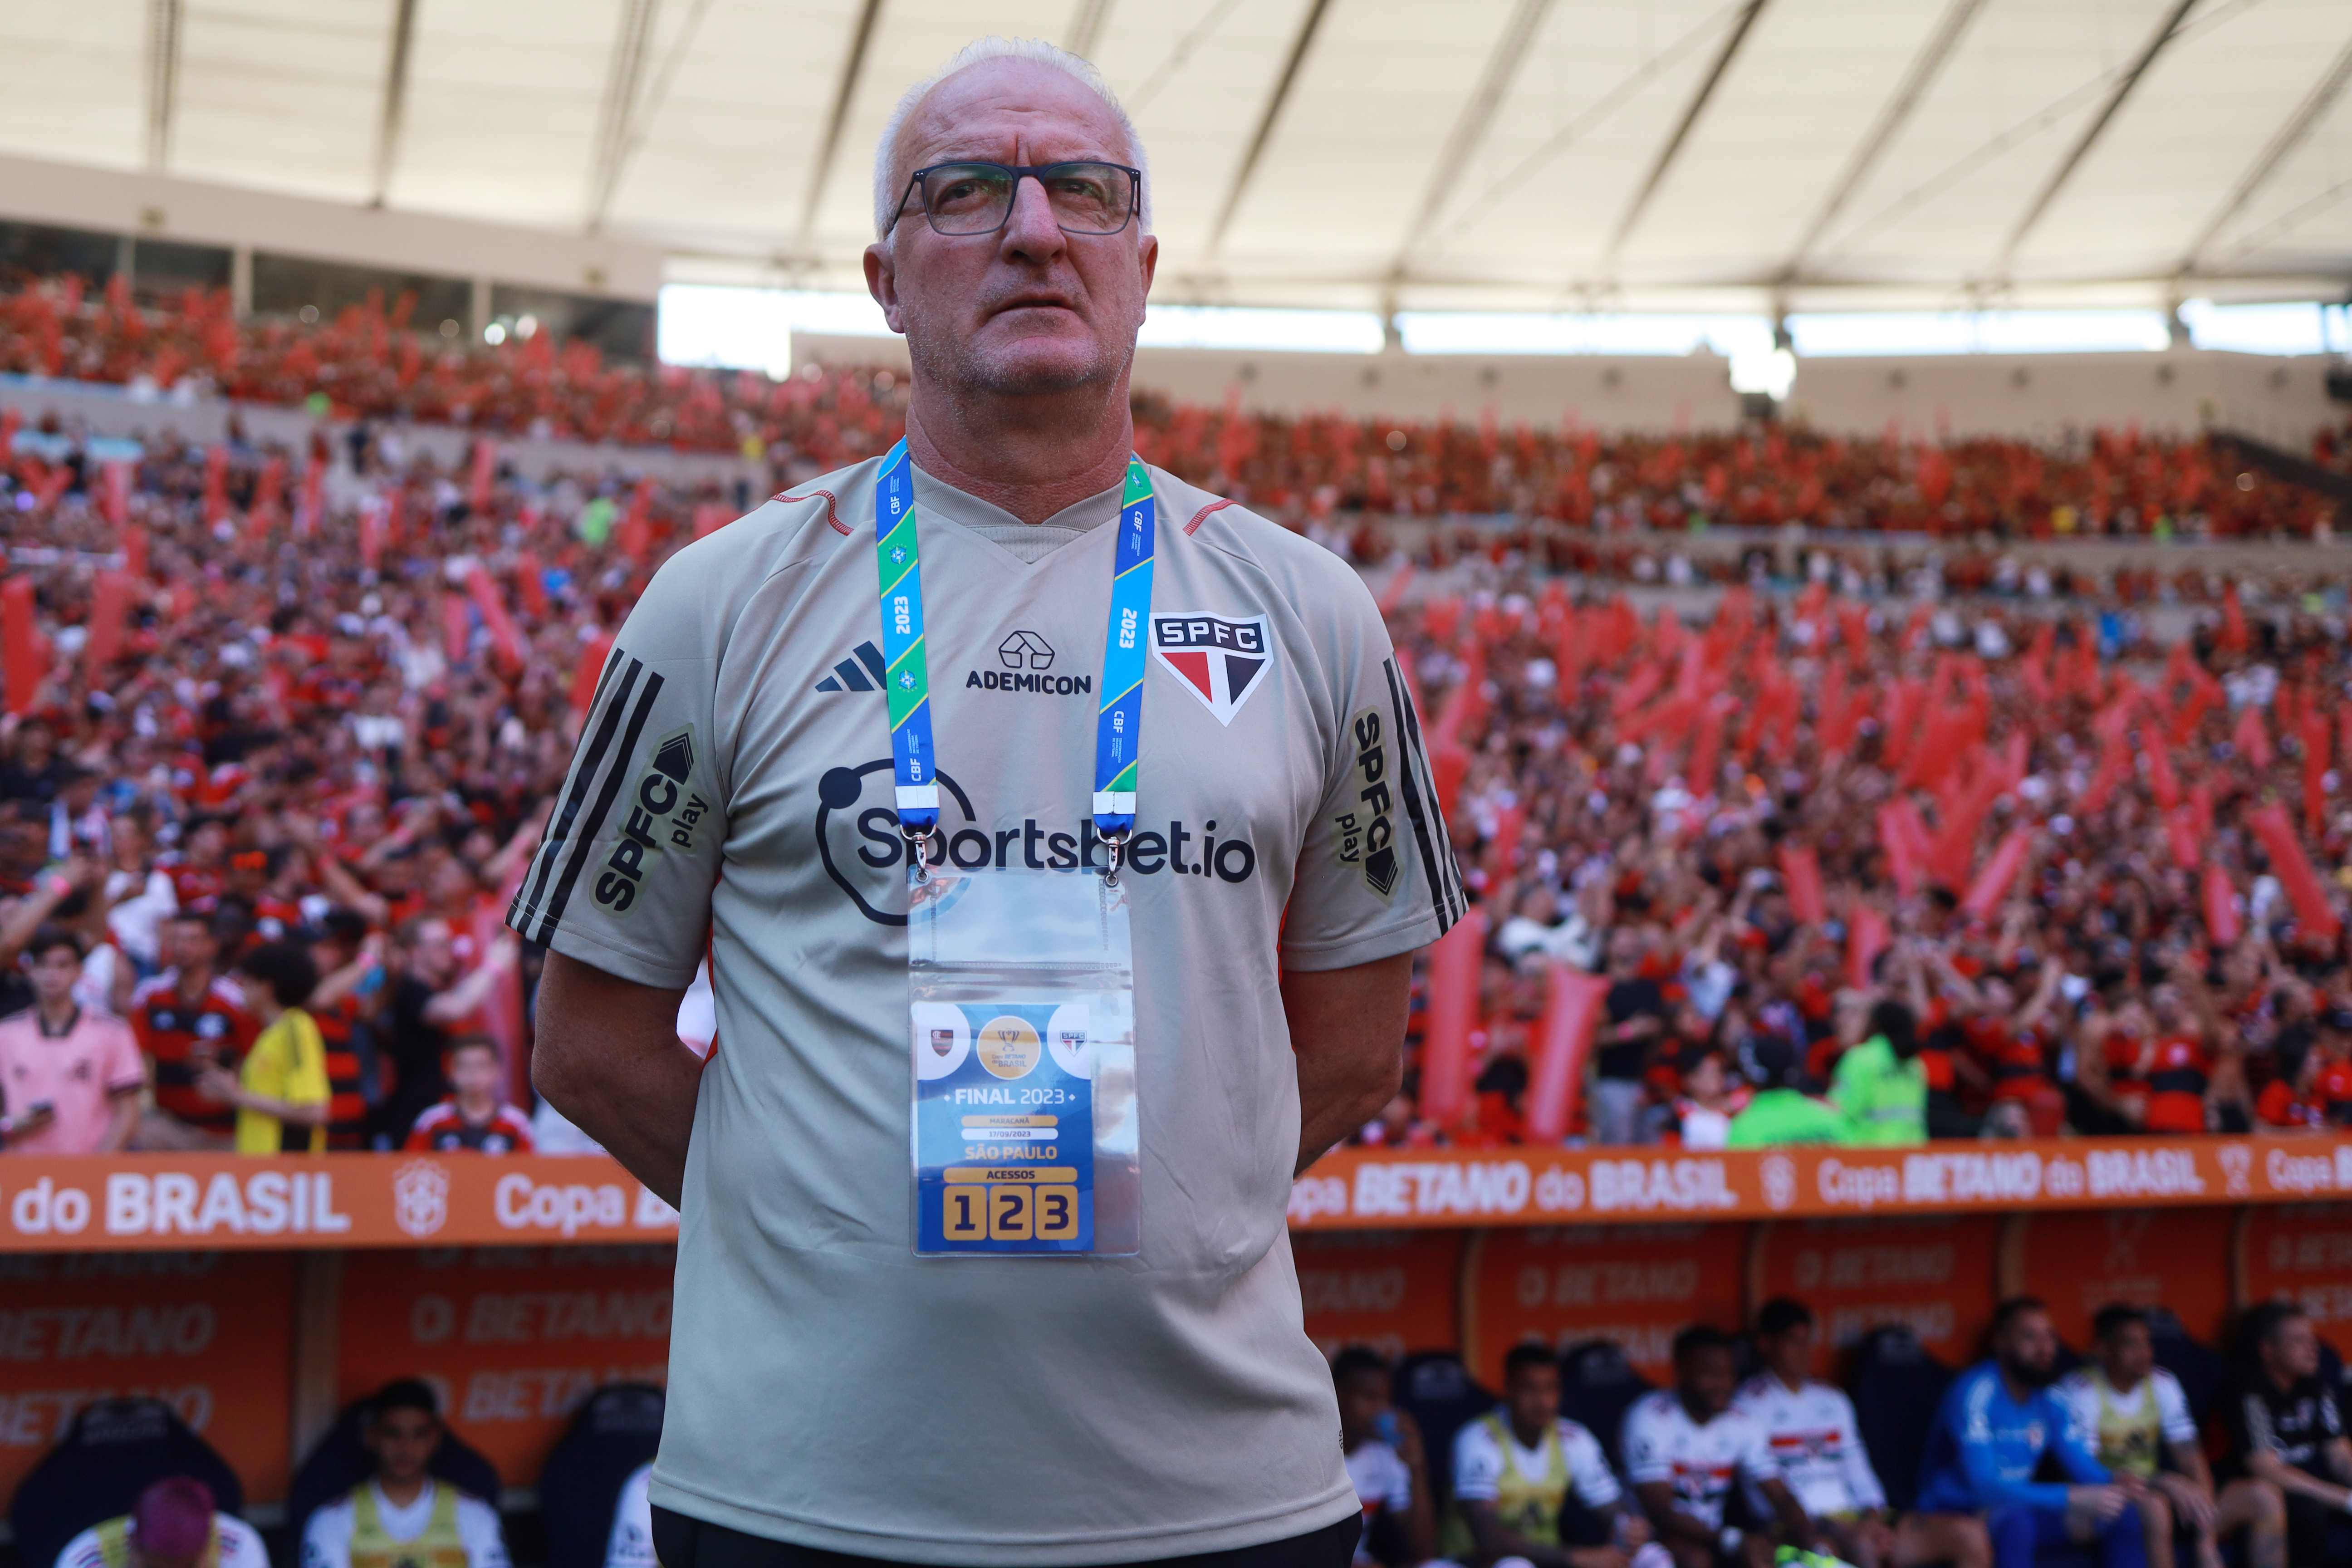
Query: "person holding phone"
0 924 142 1153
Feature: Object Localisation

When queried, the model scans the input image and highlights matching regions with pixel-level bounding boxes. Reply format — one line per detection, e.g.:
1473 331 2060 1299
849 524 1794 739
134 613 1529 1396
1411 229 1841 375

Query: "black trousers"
652 1507 1360 1568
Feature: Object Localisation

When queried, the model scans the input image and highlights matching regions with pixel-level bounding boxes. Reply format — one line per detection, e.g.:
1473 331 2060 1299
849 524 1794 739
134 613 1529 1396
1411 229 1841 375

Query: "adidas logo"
815 642 888 693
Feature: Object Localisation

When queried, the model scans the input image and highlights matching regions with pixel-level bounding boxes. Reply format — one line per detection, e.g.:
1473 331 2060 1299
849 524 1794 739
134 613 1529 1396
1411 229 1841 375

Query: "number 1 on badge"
944 1187 985 1240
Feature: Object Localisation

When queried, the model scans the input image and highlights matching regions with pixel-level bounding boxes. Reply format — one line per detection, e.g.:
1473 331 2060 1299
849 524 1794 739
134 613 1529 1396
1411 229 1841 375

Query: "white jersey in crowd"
1343 1441 1411 1568
511 459 1462 1565
1732 1372 1887 1519
57 1514 268 1568
300 1482 508 1568
2054 1367 2197 1452
1451 1413 1623 1508
606 1463 655 1568
1621 1390 1781 1530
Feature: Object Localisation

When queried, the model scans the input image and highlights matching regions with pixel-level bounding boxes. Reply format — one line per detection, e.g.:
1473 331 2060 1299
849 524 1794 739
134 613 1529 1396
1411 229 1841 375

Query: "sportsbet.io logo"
593 726 711 916
813 758 1259 926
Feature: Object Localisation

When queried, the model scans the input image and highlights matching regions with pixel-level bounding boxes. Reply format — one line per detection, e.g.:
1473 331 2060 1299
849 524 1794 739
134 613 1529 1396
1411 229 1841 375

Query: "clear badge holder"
909 867 1139 1255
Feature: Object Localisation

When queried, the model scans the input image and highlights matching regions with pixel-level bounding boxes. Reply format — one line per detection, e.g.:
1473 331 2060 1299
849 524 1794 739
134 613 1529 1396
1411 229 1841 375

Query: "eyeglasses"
893 161 1142 237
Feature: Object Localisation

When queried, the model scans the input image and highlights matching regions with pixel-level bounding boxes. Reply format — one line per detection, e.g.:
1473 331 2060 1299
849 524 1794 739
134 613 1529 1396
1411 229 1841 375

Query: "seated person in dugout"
301 1380 509 1568
1447 1342 1658 1568
56 1478 269 1568
2219 1302 2352 1568
1332 1348 1437 1568
1622 1326 1828 1568
2057 1303 2283 1568
1917 1297 2147 1568
1735 1298 1985 1568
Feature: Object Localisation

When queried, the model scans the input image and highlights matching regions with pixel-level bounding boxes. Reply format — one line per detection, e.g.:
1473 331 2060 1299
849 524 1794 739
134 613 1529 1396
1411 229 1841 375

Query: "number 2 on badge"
989 1185 1032 1240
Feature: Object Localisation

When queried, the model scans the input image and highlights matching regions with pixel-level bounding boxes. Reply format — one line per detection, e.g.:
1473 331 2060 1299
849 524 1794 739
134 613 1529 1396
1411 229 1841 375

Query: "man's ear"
864 244 907 336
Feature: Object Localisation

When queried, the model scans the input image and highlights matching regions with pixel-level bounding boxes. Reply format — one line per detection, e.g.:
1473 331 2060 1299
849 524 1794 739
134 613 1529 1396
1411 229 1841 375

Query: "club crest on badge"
930 1028 955 1058
1151 612 1273 725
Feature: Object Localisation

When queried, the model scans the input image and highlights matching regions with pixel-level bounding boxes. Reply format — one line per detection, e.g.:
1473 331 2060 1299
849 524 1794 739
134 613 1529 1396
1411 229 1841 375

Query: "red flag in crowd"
1524 963 1608 1144
1 577 38 715
1418 909 1486 1131
2250 803 2340 943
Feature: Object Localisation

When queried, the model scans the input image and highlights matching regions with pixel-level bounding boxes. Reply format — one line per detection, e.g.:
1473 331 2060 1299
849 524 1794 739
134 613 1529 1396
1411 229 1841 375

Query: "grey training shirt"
511 456 1463 1564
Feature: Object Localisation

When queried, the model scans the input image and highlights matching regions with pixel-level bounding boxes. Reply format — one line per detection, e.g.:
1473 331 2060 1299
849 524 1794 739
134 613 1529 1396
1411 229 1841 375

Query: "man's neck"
1509 1416 1548 1450
375 1474 429 1509
36 997 76 1034
177 966 211 1001
1998 1367 2041 1404
2102 1366 2141 1396
457 1093 496 1124
902 385 1134 526
1772 1368 1807 1395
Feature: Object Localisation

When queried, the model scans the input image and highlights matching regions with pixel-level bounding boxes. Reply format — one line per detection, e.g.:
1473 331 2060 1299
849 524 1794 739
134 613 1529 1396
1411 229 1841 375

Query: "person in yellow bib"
300 1382 508 1568
196 942 329 1154
2055 1306 2284 1568
56 1478 267 1568
1446 1344 1658 1568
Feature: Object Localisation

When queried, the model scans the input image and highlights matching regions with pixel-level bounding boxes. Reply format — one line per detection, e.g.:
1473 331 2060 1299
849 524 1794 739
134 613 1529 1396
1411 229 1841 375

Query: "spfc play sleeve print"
1279 592 1464 972
510 565 721 990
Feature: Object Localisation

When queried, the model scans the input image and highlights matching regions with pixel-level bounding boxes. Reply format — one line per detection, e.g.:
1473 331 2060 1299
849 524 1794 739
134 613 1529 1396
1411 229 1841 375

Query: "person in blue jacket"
1917 1297 2150 1568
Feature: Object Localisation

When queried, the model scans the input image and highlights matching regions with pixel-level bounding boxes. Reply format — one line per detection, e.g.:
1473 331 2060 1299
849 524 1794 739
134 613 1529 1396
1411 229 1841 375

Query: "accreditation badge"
909 867 1138 1256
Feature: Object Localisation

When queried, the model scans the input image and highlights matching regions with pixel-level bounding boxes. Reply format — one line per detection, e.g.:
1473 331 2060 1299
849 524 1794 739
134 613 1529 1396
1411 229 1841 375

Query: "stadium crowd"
0 279 2349 1154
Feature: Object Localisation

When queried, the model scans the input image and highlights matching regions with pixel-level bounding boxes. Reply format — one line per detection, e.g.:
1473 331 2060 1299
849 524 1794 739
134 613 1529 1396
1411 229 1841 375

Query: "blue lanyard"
874 440 1156 878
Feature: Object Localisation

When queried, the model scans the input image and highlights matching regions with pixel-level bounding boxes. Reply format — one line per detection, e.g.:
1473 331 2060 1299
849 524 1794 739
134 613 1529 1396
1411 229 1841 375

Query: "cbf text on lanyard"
873 438 1156 882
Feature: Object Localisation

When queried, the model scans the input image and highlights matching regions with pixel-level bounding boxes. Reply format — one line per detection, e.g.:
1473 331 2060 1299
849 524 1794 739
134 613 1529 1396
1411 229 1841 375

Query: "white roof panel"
3 0 2347 310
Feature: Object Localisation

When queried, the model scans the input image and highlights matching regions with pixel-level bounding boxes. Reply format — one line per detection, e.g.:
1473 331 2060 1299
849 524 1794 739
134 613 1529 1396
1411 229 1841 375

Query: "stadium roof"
5 0 2351 317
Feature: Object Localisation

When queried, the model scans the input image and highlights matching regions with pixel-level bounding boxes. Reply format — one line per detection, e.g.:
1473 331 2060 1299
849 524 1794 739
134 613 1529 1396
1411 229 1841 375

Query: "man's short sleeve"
1621 1395 1675 1485
509 559 723 990
1735 1411 1781 1480
1278 584 1464 972
101 1018 144 1093
1559 1420 1622 1508
2154 1372 2197 1446
1451 1419 1505 1503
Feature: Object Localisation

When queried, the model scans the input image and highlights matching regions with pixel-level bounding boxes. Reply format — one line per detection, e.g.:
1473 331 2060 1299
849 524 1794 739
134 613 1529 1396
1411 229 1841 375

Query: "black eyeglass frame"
892 161 1145 237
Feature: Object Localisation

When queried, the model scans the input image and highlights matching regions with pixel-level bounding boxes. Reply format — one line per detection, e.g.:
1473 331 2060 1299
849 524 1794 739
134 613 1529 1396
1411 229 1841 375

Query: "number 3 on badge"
944 1187 984 1240
989 1185 1032 1240
1035 1184 1079 1241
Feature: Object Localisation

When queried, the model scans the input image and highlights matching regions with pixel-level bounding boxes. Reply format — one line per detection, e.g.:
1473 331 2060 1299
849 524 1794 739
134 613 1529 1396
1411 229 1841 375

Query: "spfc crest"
1151 612 1273 726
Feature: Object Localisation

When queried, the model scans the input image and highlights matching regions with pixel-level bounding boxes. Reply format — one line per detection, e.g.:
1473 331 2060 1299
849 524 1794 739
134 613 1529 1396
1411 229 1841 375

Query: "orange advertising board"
1460 1223 1746 1387
1 1137 2348 1254
1747 1217 1999 1374
0 1250 296 1507
1286 1137 2333 1231
0 1154 680 1252
2239 1202 2352 1357
333 1246 674 1488
1294 1229 1463 1362
2001 1207 2236 1349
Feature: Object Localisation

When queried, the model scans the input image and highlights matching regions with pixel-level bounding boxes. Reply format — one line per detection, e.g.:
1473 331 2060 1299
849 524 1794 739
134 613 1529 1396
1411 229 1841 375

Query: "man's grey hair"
872 37 1152 243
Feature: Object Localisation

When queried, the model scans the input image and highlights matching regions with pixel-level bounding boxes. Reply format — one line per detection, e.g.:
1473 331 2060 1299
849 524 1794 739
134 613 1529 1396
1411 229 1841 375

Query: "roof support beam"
146 0 181 173
2175 28 2352 279
1776 0 1984 286
586 0 662 231
1599 0 1769 274
1064 0 1114 62
1388 0 1556 281
797 0 887 249
1207 0 1334 256
370 0 420 207
1991 0 2197 277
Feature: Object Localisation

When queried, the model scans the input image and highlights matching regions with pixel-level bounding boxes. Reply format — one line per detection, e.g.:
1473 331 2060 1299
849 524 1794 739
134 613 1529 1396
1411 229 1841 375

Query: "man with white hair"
519 36 1462 1568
